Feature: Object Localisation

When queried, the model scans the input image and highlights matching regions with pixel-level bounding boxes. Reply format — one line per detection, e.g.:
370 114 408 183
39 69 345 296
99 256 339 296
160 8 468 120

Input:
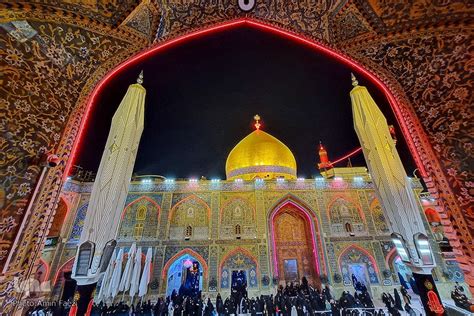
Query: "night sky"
77 26 416 179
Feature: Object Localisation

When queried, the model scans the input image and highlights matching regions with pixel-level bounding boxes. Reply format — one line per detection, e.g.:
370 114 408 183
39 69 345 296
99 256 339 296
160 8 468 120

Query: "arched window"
99 240 117 272
414 233 434 265
134 223 144 239
185 225 193 239
136 205 147 220
345 222 353 233
235 224 241 235
75 241 94 276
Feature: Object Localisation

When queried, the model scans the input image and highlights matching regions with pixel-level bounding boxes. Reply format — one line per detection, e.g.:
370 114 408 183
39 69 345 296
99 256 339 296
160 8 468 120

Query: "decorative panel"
219 194 256 240
339 246 379 285
328 197 366 236
169 194 210 240
118 196 160 241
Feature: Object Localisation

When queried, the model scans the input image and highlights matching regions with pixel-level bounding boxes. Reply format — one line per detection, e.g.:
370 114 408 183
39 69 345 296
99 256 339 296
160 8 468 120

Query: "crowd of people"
380 287 417 316
81 275 381 316
26 277 474 316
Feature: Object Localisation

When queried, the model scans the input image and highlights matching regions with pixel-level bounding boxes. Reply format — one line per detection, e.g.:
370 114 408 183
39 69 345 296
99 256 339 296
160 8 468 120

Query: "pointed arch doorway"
165 254 203 297
270 200 321 287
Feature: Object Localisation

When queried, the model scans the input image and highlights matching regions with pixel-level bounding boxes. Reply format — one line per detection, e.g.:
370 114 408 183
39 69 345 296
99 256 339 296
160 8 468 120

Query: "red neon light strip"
65 18 426 178
245 20 426 177
65 19 247 177
330 147 363 166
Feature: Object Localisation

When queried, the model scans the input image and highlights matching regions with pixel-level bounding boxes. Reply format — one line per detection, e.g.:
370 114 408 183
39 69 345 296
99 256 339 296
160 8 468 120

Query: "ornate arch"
338 245 379 272
53 257 75 286
385 248 411 284
269 194 319 220
161 248 208 280
385 247 398 268
327 195 366 224
169 194 211 221
121 195 161 220
219 247 259 273
63 18 426 179
338 245 379 285
168 194 210 240
118 196 161 240
219 196 256 223
219 247 259 289
268 195 326 276
219 196 256 239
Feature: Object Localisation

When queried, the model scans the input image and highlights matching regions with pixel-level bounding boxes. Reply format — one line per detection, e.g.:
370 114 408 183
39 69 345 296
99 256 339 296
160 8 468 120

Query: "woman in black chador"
216 293 224 316
203 298 214 316
393 288 403 311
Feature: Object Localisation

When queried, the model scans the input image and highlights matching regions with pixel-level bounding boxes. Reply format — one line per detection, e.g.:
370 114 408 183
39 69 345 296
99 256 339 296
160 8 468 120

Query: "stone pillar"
209 245 219 292
358 190 376 235
158 193 172 240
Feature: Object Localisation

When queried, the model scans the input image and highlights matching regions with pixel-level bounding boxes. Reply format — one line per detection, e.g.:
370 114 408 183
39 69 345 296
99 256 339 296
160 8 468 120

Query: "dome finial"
225 123 297 180
253 114 261 130
351 73 358 87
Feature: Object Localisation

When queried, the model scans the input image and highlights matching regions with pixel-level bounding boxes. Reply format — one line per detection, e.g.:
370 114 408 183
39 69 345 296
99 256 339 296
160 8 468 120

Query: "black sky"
77 26 416 179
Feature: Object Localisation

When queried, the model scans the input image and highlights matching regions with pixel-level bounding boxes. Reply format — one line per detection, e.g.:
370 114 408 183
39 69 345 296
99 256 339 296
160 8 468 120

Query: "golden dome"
225 129 297 180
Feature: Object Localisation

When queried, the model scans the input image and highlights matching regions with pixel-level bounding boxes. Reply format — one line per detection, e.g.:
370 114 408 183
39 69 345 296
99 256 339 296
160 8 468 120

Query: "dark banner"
75 283 97 316
413 272 445 316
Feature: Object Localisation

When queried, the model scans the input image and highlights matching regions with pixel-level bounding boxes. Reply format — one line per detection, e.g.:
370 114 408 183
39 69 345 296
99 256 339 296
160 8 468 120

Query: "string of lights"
329 147 363 166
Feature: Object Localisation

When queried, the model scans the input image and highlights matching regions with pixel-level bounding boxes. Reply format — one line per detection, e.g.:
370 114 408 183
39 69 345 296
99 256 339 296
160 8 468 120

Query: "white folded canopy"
96 248 116 303
139 247 153 297
129 246 142 299
108 248 124 299
119 242 136 293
